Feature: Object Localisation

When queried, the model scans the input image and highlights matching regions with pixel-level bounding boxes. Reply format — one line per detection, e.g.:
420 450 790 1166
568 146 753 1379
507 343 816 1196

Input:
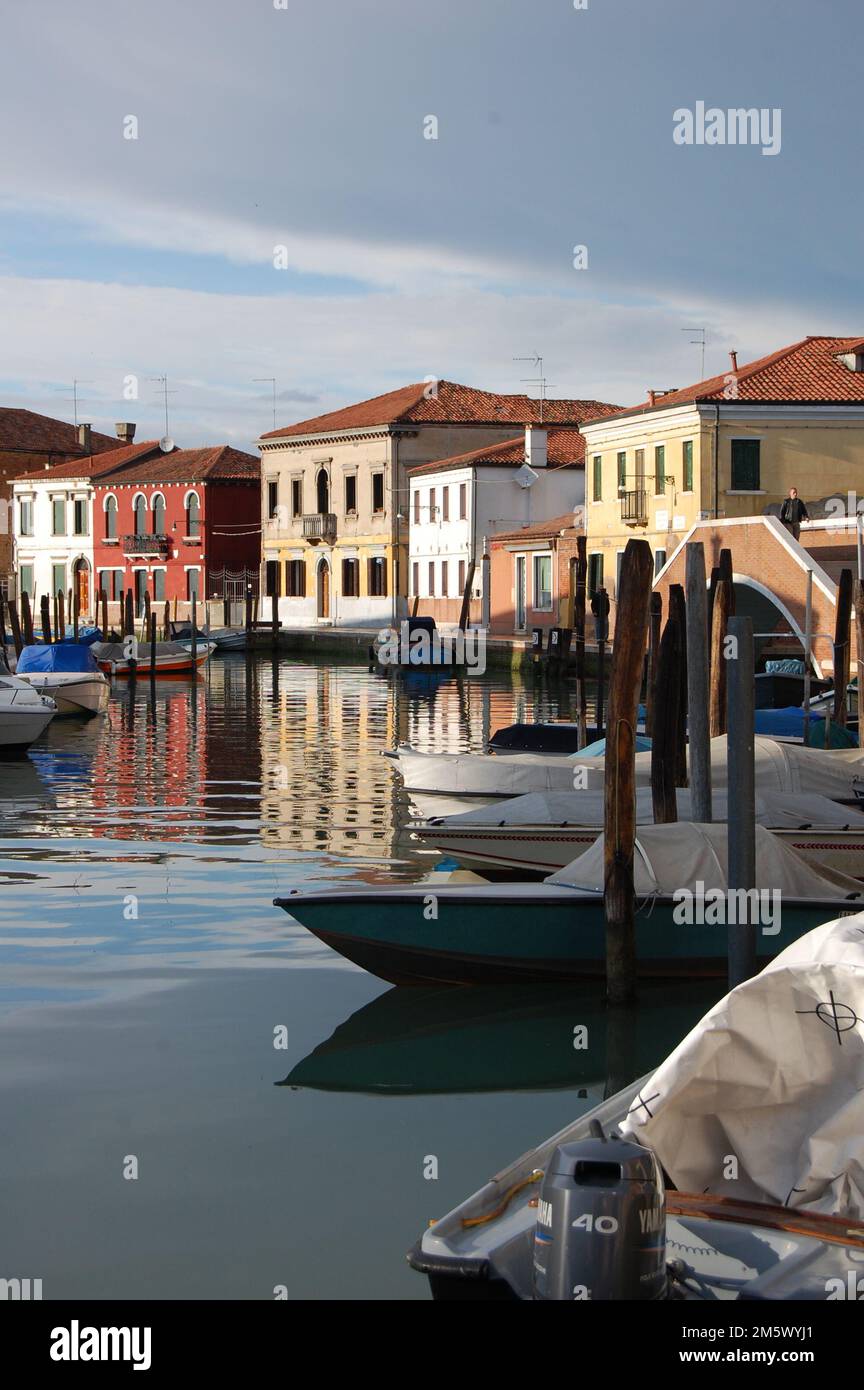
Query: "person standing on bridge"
780 486 809 541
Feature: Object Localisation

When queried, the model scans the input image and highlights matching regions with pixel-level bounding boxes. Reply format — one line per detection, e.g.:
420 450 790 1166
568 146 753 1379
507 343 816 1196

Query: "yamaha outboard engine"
533 1127 666 1300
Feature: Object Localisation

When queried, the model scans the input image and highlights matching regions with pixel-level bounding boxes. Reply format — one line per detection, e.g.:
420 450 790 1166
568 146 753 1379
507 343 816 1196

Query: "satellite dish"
514 463 538 489
159 435 175 453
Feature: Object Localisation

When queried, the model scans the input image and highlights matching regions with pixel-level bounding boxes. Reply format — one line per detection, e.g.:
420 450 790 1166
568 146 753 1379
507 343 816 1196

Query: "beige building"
258 380 618 628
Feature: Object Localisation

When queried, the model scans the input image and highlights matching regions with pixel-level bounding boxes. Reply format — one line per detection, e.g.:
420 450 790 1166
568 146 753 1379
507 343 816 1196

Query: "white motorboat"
17 670 109 717
0 673 57 751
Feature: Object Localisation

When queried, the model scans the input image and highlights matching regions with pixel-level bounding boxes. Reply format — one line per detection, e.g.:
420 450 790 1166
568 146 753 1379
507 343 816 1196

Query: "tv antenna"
150 373 178 436
514 354 556 423
681 327 706 380
53 378 93 426
254 377 277 431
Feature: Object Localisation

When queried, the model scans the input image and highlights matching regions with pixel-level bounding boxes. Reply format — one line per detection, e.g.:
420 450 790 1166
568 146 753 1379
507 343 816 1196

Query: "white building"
407 426 587 626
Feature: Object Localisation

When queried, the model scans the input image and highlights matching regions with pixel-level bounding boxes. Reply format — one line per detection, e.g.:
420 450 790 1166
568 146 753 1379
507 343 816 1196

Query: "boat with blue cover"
15 642 109 716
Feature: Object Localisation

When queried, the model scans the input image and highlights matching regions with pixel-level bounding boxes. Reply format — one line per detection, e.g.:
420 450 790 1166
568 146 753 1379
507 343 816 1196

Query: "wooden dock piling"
0 597 9 668
21 591 34 646
573 537 588 747
149 614 157 699
645 592 662 738
191 594 198 664
100 589 108 639
685 542 712 822
651 602 683 824
668 584 688 786
727 615 757 988
58 590 65 640
709 578 732 737
604 539 654 1005
855 578 864 710
72 592 79 643
592 586 610 738
8 599 23 657
40 595 52 646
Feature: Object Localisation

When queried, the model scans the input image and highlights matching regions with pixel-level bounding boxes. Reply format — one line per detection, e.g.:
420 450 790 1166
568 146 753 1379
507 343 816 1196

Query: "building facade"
488 514 583 637
259 381 618 628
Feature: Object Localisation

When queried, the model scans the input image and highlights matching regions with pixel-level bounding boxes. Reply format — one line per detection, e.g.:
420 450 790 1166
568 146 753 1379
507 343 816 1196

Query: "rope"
459 1170 544 1229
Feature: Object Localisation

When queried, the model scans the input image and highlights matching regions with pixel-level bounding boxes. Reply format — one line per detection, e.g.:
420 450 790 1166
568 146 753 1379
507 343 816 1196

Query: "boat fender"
532 1133 667 1301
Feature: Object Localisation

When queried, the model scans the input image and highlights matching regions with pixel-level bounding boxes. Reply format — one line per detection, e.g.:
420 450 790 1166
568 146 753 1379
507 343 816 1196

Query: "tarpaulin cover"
16 642 100 674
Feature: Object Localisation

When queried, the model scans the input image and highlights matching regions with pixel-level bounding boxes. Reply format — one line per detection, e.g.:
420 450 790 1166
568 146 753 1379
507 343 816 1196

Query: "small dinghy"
276 822 864 984
15 642 109 717
409 912 864 1300
92 639 215 676
0 672 57 752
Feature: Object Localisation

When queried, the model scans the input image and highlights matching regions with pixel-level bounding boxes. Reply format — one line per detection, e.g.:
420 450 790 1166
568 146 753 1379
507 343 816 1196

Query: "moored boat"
0 673 57 752
92 639 215 676
15 642 110 716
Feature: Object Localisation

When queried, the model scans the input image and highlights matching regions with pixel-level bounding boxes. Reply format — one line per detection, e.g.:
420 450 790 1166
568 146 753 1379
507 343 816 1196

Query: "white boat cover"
423 788 864 831
620 911 864 1218
546 822 864 898
391 736 864 800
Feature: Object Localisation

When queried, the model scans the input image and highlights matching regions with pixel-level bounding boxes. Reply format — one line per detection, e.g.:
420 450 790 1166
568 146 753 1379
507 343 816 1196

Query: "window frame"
730 437 762 492
532 552 553 612
654 444 666 496
592 455 602 502
682 439 694 493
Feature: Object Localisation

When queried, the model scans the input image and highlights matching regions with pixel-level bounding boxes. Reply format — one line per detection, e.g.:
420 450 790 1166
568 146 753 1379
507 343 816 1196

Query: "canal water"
0 654 717 1300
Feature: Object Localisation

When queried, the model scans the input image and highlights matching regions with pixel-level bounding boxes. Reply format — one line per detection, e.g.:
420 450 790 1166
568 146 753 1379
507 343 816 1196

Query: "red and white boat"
92 639 215 677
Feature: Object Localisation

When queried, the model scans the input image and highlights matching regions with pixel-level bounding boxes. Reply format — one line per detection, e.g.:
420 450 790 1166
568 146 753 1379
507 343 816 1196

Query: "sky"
1 0 861 448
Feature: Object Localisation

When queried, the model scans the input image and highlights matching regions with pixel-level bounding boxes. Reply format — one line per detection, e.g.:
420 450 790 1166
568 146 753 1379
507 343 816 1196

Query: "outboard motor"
532 1126 666 1300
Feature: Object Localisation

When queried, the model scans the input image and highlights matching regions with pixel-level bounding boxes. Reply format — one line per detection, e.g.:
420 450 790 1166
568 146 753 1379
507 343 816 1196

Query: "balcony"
122 533 171 557
620 489 648 526
302 513 337 543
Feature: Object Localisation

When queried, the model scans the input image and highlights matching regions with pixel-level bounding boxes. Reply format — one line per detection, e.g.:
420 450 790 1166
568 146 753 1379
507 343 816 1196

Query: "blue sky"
1 0 861 446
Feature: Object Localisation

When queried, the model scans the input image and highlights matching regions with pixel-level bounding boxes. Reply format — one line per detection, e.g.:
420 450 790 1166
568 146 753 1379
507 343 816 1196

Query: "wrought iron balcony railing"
620 489 648 526
302 513 337 542
122 533 172 556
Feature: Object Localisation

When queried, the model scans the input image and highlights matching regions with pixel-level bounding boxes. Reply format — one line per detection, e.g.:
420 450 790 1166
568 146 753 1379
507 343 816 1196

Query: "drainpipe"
713 404 720 520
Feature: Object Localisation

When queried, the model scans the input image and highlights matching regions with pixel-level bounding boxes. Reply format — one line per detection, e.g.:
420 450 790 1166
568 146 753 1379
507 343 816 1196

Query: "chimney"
525 424 547 469
729 350 738 372
77 423 92 452
115 422 136 443
647 390 656 407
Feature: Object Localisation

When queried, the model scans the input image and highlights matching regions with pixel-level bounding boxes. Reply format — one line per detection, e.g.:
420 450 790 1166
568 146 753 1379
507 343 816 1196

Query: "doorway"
317 558 330 619
515 554 526 630
316 469 329 515
74 558 91 616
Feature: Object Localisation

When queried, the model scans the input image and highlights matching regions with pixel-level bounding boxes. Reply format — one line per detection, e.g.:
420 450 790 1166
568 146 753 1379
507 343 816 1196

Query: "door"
317 559 330 619
515 555 527 630
76 561 90 616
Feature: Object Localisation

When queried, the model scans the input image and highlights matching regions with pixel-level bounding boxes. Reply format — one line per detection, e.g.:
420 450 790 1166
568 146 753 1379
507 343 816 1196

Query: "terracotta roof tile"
92 445 260 485
492 513 582 543
0 408 119 456
261 380 620 439
407 427 587 476
13 439 165 483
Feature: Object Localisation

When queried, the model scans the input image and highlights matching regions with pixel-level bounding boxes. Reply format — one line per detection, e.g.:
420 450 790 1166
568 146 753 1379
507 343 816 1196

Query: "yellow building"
258 380 617 627
580 336 864 622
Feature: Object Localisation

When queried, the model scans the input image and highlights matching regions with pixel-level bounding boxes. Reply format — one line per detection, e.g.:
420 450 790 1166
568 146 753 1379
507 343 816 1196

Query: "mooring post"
163 601 170 642
0 596 9 668
53 592 60 644
271 588 279 651
651 604 682 824
149 613 157 700
124 588 134 638
855 578 864 720
668 584 688 786
21 591 34 646
100 589 108 640
245 585 253 645
573 537 588 747
58 589 65 641
592 586 610 738
645 592 662 738
40 595 52 646
73 592 80 643
604 539 654 1005
833 567 853 728
727 615 757 987
191 593 198 665
709 578 732 737
686 543 712 821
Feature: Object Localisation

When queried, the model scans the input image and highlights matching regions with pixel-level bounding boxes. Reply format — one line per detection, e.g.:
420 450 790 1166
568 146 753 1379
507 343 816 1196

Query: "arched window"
316 469 329 515
185 490 200 538
104 494 118 540
152 493 166 535
133 494 147 536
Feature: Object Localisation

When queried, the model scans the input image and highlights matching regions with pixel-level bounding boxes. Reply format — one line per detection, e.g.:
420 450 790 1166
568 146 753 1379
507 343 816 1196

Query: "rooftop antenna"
53 378 93 426
150 373 178 437
254 377 277 431
681 327 706 380
514 354 557 424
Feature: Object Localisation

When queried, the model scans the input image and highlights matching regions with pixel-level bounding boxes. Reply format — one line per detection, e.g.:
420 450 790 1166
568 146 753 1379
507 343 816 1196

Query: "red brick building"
489 513 583 636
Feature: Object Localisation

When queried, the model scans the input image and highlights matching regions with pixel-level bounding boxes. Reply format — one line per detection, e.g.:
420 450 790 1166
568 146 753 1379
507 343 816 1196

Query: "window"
345 475 357 515
533 554 552 611
285 560 306 596
267 480 278 518
104 495 117 539
265 559 280 597
441 560 448 597
654 549 667 577
731 438 761 491
413 491 420 524
412 561 419 596
291 479 302 518
588 553 604 598
442 487 450 521
429 488 436 521
52 497 66 535
459 483 467 520
342 557 359 596
152 494 165 535
186 568 201 601
682 440 694 492
19 498 34 536
71 498 87 536
185 492 200 538
458 559 465 594
134 569 147 615
19 564 34 598
133 495 147 536
98 569 123 601
51 563 66 598
617 452 627 490
372 473 385 513
368 556 387 596
428 561 435 597
153 569 166 602
592 455 602 502
654 446 666 495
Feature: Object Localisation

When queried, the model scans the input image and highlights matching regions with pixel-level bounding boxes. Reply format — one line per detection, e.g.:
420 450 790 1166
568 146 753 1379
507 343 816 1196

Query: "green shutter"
593 455 602 502
617 451 627 489
654 445 665 494
683 440 693 491
731 439 760 491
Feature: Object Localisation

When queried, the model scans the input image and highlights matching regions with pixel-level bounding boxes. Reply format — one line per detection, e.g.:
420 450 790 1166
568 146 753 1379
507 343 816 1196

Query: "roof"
407 427 587 477
13 439 165 484
91 445 260 485
491 513 582 546
584 337 864 426
0 409 119 456
260 380 620 440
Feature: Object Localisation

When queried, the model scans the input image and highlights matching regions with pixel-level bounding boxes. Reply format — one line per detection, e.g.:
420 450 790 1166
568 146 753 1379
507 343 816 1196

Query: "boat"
0 672 57 752
371 617 475 670
91 639 215 676
170 621 247 652
15 642 110 717
275 822 864 985
386 733 864 802
412 787 864 878
408 912 864 1300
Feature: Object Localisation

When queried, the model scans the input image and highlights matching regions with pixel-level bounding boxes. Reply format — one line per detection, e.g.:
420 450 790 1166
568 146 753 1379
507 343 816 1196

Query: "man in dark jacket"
780 487 809 540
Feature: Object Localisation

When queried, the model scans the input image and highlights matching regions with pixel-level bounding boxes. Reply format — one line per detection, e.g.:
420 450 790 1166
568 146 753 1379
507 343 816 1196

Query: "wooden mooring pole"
21 591 34 646
191 593 198 665
685 542 712 822
40 595 52 646
0 596 9 669
604 539 654 1005
573 537 588 747
8 599 23 658
651 601 683 824
855 578 864 717
53 592 60 643
727 615 757 988
57 589 65 641
709 578 732 737
592 586 610 739
149 614 157 700
668 583 688 786
833 567 853 728
645 592 662 738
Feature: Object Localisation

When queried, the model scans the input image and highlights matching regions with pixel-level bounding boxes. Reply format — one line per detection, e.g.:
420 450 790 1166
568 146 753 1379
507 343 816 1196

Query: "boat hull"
275 884 850 985
96 647 213 676
18 673 110 717
0 706 56 751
